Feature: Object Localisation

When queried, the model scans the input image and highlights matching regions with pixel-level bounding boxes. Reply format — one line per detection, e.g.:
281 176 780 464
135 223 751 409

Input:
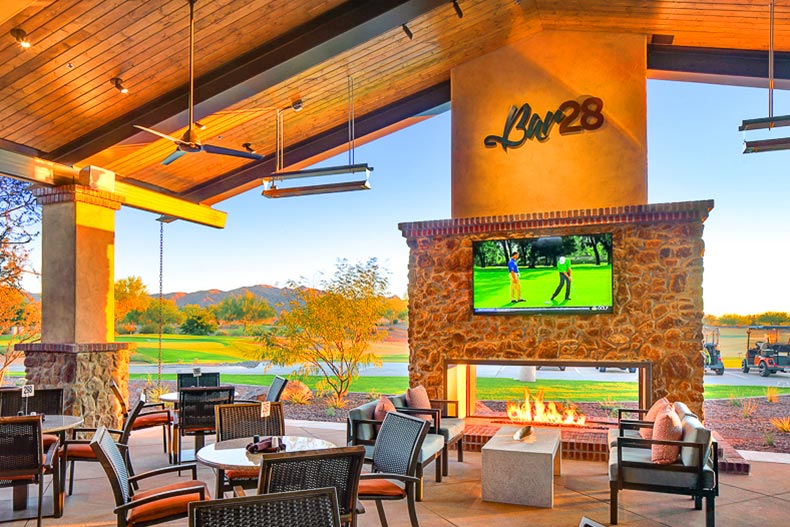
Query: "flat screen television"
472 233 613 315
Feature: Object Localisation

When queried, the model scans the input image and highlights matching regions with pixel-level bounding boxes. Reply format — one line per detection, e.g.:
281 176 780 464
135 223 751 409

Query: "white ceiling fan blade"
161 149 187 165
133 125 186 145
203 144 263 161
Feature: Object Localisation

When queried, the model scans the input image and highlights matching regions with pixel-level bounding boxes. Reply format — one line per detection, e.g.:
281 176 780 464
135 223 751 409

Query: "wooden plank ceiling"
1 0 788 207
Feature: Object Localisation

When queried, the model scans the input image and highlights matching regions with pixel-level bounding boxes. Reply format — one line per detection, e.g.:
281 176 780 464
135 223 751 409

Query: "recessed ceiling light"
110 77 128 94
10 28 31 49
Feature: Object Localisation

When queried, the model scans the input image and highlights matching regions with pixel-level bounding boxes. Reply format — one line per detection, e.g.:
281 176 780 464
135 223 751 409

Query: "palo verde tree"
0 177 41 385
257 258 387 407
216 291 274 334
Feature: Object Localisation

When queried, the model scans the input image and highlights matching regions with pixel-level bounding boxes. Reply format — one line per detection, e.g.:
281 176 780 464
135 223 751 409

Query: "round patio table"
197 436 337 498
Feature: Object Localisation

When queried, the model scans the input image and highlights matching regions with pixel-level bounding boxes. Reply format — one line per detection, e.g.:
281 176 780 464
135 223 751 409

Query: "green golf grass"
473 263 612 309
125 373 790 401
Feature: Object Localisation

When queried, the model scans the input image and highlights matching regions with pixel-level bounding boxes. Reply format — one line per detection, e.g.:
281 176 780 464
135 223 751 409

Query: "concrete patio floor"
2 422 788 527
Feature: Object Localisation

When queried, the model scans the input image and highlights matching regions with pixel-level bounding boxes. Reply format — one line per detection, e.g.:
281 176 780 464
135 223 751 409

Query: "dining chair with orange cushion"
357 412 430 527
90 425 209 527
214 402 284 495
110 380 172 460
62 397 145 496
0 415 62 526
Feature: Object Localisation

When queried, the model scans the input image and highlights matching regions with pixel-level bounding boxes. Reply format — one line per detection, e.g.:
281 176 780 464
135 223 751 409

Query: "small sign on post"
260 401 271 418
21 384 34 416
192 367 202 377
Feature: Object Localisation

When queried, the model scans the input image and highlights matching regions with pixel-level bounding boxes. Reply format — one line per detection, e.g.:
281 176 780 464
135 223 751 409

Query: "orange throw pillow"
651 407 683 464
640 397 670 439
406 385 433 419
374 396 396 422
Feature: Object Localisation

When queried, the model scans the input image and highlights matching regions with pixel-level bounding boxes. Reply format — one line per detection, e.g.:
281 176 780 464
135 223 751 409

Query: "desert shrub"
742 399 758 419
764 431 776 447
766 386 779 403
729 394 742 407
281 380 313 405
771 416 790 433
367 388 381 401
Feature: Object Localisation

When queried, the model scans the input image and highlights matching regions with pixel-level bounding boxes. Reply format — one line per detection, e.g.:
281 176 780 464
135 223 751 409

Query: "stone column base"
16 342 133 429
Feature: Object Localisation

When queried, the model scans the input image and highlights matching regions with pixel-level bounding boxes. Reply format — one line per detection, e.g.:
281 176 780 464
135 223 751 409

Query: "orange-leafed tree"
0 287 40 386
114 276 151 332
0 177 41 386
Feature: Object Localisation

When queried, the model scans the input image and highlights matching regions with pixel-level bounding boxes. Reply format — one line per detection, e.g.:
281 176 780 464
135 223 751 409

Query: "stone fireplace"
399 200 711 419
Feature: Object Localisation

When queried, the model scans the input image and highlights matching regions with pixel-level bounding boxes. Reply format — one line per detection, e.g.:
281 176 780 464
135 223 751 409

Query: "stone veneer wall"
18 343 132 429
399 201 712 418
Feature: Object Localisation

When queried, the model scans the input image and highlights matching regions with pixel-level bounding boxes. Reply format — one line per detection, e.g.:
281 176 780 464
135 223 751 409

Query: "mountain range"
161 284 294 309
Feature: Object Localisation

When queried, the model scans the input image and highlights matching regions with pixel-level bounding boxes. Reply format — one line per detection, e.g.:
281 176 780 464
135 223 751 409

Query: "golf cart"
742 326 790 377
597 367 636 373
701 327 725 375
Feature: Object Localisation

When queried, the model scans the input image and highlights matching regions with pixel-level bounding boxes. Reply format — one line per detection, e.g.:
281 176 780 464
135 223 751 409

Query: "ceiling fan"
133 0 262 166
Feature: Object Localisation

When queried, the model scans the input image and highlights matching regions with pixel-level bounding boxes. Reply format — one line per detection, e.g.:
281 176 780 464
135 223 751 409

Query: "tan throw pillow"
406 385 433 419
651 407 683 464
640 397 670 439
374 395 396 422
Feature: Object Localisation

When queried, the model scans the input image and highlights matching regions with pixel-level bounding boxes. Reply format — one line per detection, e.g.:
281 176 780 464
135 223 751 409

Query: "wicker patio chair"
266 375 289 402
255 446 366 527
62 397 145 496
357 412 429 527
176 372 220 390
174 386 234 464
0 415 61 526
0 387 63 416
110 380 172 460
189 487 341 527
214 402 285 493
90 425 209 527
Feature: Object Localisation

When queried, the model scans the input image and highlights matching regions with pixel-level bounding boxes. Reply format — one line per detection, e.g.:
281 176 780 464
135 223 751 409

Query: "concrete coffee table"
481 426 562 508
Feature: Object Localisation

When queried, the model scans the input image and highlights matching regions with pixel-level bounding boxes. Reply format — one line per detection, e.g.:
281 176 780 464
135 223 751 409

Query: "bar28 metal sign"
484 96 604 151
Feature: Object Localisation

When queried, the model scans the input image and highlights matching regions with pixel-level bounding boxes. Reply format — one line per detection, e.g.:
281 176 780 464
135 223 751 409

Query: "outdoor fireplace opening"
445 359 652 423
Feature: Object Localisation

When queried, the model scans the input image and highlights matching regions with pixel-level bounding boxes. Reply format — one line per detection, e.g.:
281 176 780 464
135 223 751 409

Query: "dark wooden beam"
648 44 790 87
47 0 445 165
180 80 451 203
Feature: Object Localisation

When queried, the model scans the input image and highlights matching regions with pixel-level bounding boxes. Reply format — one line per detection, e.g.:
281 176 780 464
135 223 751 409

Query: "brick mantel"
399 200 713 238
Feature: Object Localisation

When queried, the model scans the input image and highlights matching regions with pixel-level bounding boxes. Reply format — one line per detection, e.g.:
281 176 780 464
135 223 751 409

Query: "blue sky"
20 79 790 315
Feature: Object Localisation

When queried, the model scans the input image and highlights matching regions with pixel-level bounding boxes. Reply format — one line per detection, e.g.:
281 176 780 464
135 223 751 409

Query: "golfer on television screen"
551 256 572 301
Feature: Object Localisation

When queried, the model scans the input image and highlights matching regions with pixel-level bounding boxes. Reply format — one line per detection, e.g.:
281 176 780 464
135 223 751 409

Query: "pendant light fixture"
262 76 373 198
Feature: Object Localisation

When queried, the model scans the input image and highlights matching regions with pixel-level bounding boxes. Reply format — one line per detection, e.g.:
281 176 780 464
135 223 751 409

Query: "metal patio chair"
357 412 429 527
174 386 234 464
266 375 289 402
255 446 366 527
110 379 172 460
189 487 341 527
90 425 209 527
176 372 220 390
214 402 285 493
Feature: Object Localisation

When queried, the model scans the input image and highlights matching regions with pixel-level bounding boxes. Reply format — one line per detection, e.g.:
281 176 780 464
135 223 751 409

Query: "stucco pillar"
16 185 132 428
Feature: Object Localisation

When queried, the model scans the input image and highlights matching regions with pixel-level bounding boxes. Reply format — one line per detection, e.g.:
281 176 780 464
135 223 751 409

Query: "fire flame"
506 389 586 426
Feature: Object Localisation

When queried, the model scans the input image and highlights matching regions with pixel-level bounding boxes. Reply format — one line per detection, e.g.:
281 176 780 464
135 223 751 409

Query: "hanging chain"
769 0 775 120
158 220 164 387
347 76 355 166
